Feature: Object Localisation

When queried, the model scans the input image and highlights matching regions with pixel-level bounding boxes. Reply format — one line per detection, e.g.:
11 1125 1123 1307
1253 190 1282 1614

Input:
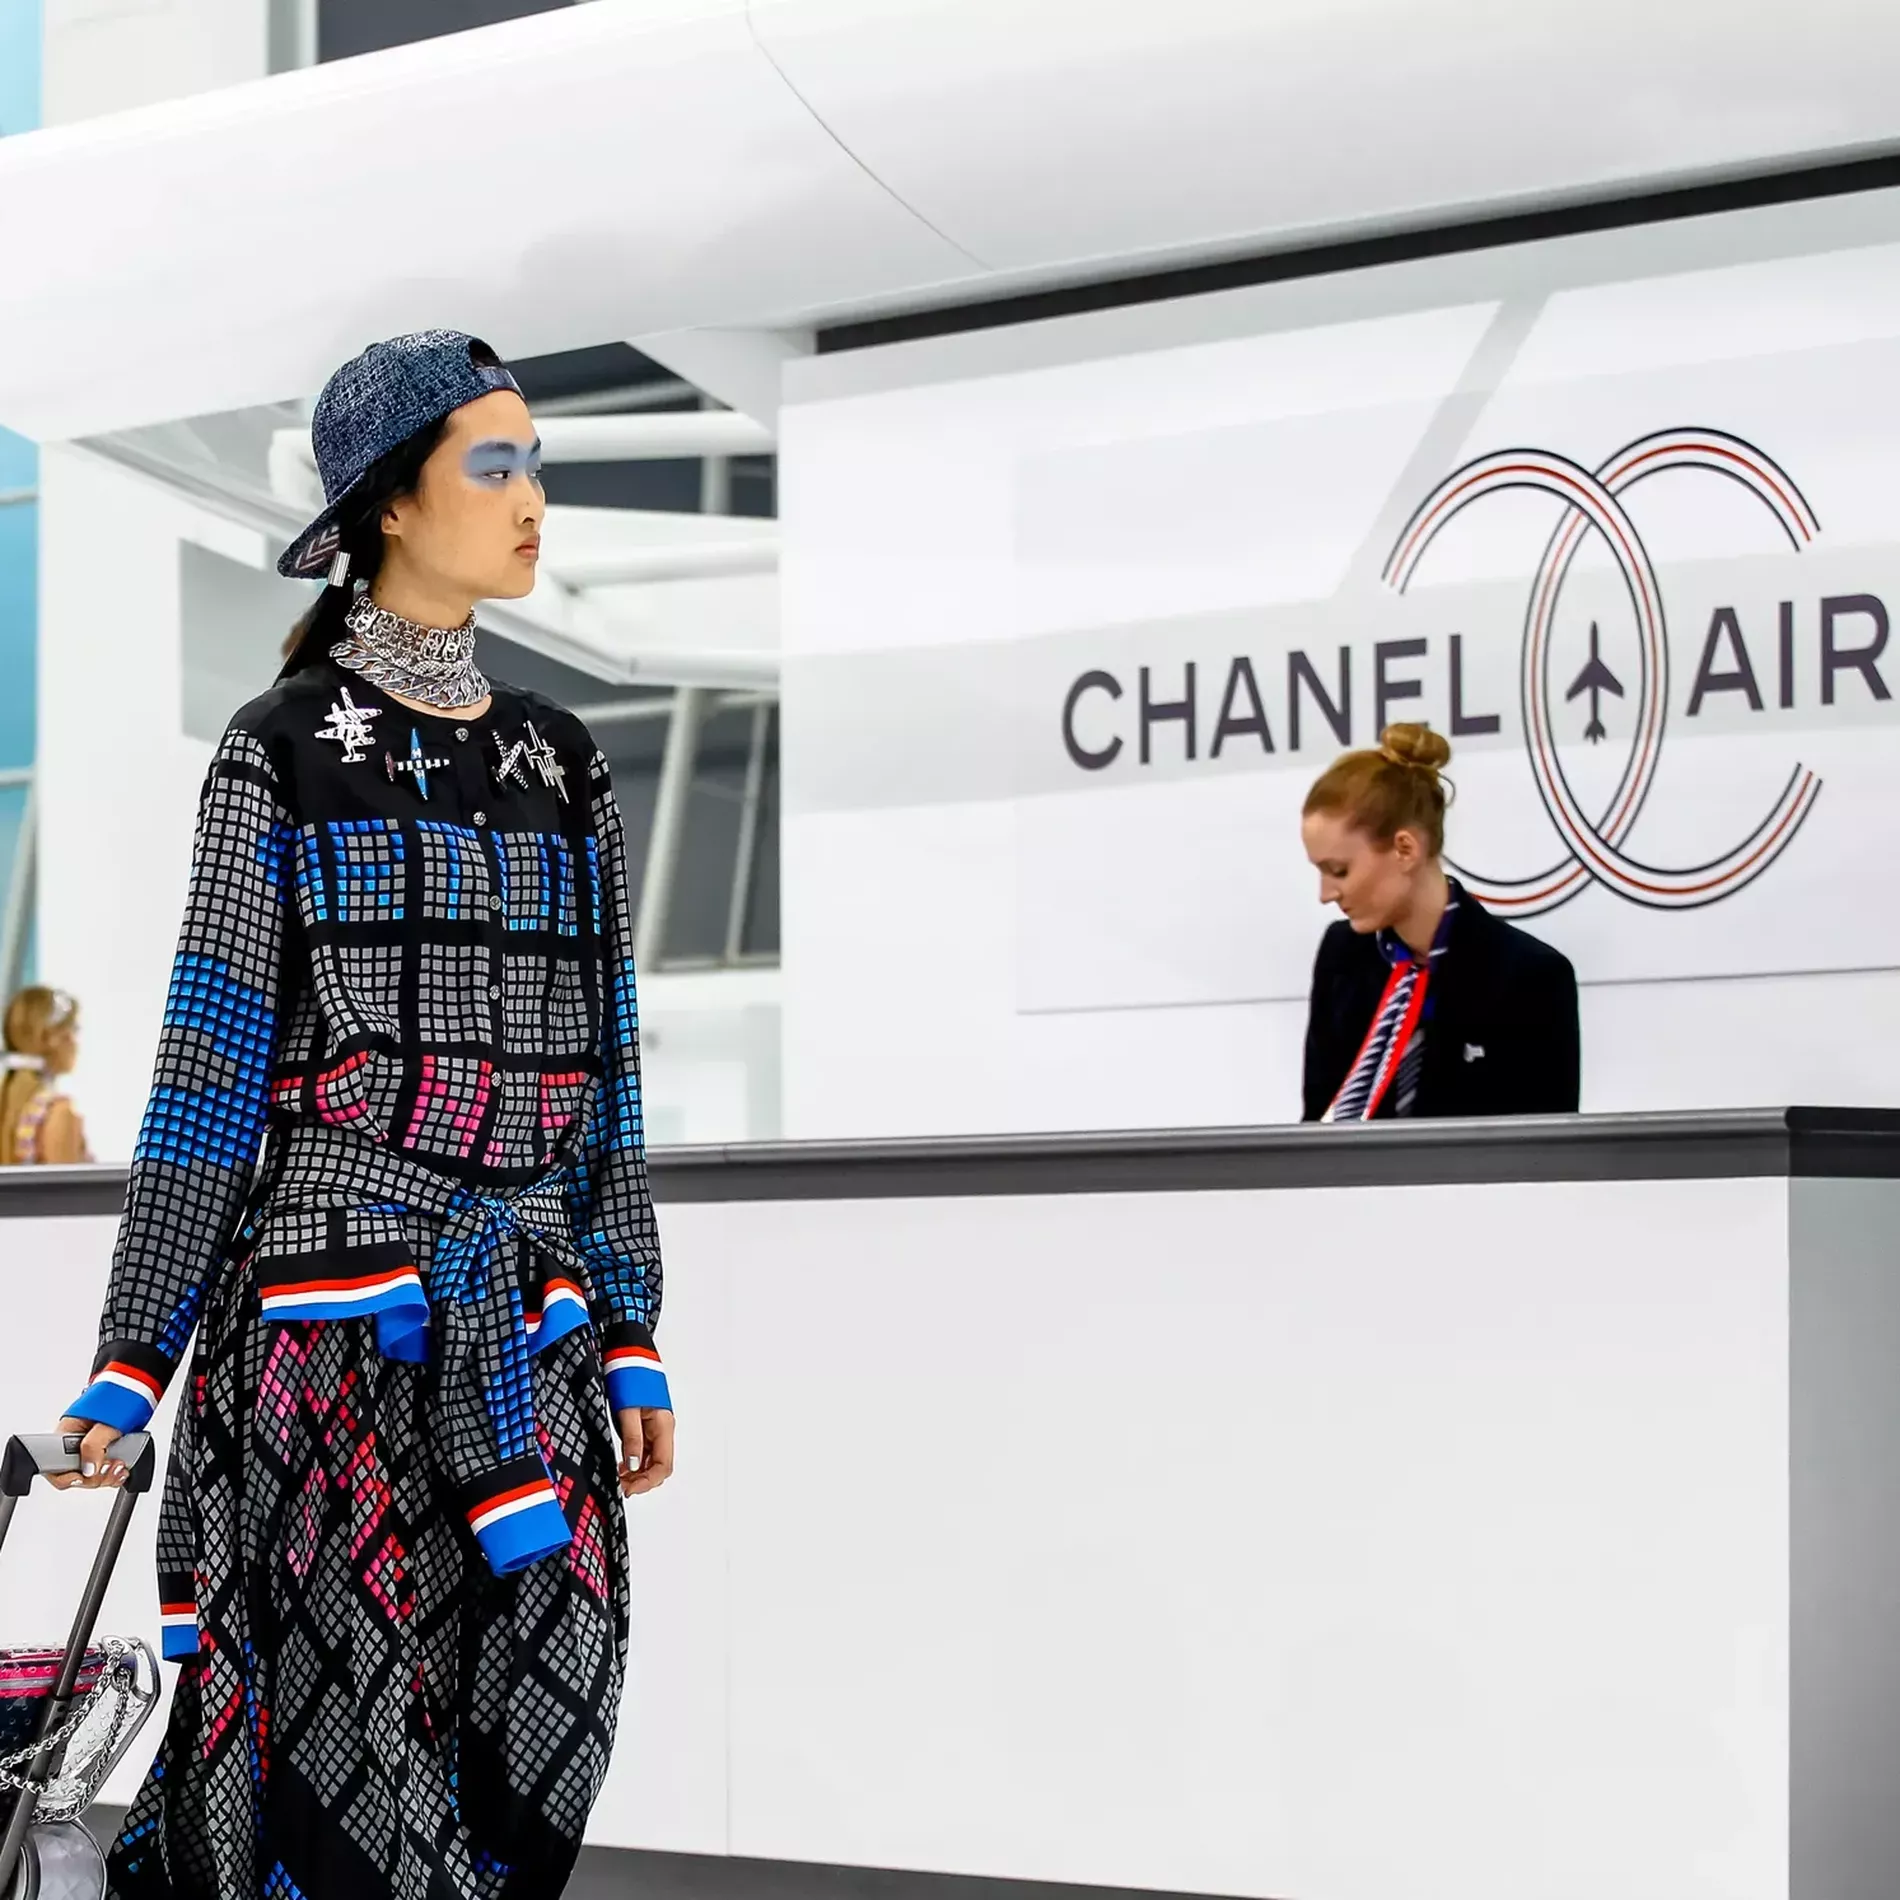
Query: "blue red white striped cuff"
159 1600 200 1662
156 1572 199 1661
258 1257 429 1361
67 1349 167 1434
526 1275 592 1355
463 1462 571 1575
603 1341 670 1415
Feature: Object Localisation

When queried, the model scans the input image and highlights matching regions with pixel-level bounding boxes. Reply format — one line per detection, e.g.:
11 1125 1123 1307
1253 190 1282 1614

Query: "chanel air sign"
1055 431 1891 915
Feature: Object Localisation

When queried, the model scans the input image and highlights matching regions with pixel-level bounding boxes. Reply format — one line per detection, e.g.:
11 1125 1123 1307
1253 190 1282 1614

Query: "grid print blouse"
68 658 669 1577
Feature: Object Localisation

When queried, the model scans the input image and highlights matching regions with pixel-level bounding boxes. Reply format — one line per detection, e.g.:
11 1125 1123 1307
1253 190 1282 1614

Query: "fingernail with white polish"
81 1461 95 1476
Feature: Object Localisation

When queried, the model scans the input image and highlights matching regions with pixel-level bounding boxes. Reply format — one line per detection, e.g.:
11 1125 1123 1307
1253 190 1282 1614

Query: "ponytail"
276 409 459 681
283 599 337 676
280 563 374 678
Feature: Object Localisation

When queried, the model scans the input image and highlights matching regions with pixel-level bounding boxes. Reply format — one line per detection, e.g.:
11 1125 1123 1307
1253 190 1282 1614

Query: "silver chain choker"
330 593 490 710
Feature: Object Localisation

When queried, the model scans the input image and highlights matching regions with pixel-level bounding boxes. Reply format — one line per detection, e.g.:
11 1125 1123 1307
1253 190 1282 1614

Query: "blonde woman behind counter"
1299 725 1580 1122
0 985 92 1164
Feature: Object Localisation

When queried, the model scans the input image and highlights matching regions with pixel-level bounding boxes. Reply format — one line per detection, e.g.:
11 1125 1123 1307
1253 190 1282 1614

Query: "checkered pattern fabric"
67 661 666 1893
73 664 669 1456
109 1269 626 1898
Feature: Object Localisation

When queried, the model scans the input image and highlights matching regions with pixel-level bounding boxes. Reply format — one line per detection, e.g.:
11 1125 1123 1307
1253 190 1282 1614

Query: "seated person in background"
1299 724 1579 1121
0 985 93 1164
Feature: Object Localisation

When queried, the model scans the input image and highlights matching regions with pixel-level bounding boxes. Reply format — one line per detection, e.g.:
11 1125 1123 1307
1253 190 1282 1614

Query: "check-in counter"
3 1109 1894 1900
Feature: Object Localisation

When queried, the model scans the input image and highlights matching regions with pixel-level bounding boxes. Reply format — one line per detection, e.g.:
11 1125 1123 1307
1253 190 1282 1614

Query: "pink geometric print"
403 1053 495 1158
360 1531 413 1626
567 1495 611 1604
539 1069 588 1142
315 1049 373 1123
257 1328 306 1453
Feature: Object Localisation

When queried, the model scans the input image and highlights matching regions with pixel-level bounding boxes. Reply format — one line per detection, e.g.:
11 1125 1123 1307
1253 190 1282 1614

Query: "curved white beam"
265 413 776 507
553 539 779 588
0 3 966 441
7 0 1900 439
754 0 1900 275
535 412 776 461
81 424 777 691
630 328 814 427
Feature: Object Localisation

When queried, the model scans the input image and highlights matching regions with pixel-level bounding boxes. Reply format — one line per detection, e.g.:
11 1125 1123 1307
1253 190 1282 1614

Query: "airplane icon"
1565 621 1624 743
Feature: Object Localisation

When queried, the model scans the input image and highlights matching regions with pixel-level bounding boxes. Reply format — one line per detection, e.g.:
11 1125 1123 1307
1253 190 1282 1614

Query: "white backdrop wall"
777 187 1900 1139
38 446 265 1163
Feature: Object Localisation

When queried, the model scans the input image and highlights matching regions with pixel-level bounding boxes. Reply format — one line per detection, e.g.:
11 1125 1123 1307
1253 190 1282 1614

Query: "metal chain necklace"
330 592 490 710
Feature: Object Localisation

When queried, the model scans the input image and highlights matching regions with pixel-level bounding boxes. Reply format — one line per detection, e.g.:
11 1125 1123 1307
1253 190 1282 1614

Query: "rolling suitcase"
0 1435 162 1900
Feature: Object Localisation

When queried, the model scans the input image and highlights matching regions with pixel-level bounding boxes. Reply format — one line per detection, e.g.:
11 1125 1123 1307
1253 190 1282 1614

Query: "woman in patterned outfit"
49 332 676 1899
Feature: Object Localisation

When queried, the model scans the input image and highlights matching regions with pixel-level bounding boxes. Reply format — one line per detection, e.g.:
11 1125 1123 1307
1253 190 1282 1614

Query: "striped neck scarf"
1324 881 1461 1123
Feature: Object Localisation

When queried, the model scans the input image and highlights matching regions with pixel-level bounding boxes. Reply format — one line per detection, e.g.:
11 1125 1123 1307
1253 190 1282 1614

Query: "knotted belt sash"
251 1122 601 1575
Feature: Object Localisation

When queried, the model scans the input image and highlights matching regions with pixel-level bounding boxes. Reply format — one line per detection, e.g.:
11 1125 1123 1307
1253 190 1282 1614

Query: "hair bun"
1377 722 1452 774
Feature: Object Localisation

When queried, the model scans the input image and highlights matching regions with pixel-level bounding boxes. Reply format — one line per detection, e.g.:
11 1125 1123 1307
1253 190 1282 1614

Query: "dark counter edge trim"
0 1166 131 1219
10 1111 1900 1216
815 146 1900 354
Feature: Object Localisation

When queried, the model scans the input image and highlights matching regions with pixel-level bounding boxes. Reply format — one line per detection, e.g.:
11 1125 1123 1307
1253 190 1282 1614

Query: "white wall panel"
43 0 267 126
38 447 245 1162
715 1176 1787 1900
582 1204 731 1855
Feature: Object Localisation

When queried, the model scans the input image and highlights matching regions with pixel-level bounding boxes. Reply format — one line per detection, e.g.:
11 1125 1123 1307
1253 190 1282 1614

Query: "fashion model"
1299 722 1581 1120
51 332 674 1898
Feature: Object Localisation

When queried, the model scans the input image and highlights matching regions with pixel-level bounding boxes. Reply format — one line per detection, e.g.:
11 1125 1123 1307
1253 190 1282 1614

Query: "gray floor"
87 1807 1218 1900
563 1849 1219 1900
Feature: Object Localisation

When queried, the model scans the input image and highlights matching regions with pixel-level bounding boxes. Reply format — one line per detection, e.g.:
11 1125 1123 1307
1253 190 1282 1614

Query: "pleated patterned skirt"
106 1262 629 1900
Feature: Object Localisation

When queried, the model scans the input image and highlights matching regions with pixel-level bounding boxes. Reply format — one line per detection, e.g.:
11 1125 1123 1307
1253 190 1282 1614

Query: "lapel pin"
522 721 569 803
492 729 532 792
315 686 380 764
386 728 450 801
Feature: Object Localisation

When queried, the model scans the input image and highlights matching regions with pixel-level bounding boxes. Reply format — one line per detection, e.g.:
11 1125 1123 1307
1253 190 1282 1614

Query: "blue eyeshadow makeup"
464 438 543 486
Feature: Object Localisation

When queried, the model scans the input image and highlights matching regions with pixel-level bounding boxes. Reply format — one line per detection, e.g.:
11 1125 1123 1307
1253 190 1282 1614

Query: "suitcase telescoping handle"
0 1433 156 1499
0 1432 155 1893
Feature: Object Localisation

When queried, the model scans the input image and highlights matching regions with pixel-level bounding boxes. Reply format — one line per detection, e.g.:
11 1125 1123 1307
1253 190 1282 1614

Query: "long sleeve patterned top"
67 659 669 1584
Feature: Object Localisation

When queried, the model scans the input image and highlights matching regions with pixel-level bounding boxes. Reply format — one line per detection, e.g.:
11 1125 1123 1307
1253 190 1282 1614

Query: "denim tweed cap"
277 330 521 580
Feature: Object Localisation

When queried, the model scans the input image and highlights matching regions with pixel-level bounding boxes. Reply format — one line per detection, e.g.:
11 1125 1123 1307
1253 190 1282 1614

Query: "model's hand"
45 1418 131 1491
616 1407 674 1498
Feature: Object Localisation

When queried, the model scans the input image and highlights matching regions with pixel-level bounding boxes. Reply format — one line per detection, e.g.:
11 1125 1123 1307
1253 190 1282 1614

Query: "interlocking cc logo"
1383 429 1823 915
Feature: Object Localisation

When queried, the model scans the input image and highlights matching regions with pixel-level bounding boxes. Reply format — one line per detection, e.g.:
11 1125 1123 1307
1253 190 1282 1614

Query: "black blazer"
1301 894 1580 1120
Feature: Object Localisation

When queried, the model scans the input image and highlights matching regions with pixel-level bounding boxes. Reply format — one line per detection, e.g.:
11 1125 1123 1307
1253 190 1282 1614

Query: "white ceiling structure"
5 0 1900 683
87 406 783 688
6 0 1900 440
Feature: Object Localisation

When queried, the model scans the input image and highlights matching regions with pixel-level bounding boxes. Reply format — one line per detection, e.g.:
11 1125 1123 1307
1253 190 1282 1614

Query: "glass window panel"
741 708 780 958
662 704 753 964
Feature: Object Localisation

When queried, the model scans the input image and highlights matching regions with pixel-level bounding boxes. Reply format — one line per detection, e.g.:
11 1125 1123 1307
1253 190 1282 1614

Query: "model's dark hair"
278 337 507 680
